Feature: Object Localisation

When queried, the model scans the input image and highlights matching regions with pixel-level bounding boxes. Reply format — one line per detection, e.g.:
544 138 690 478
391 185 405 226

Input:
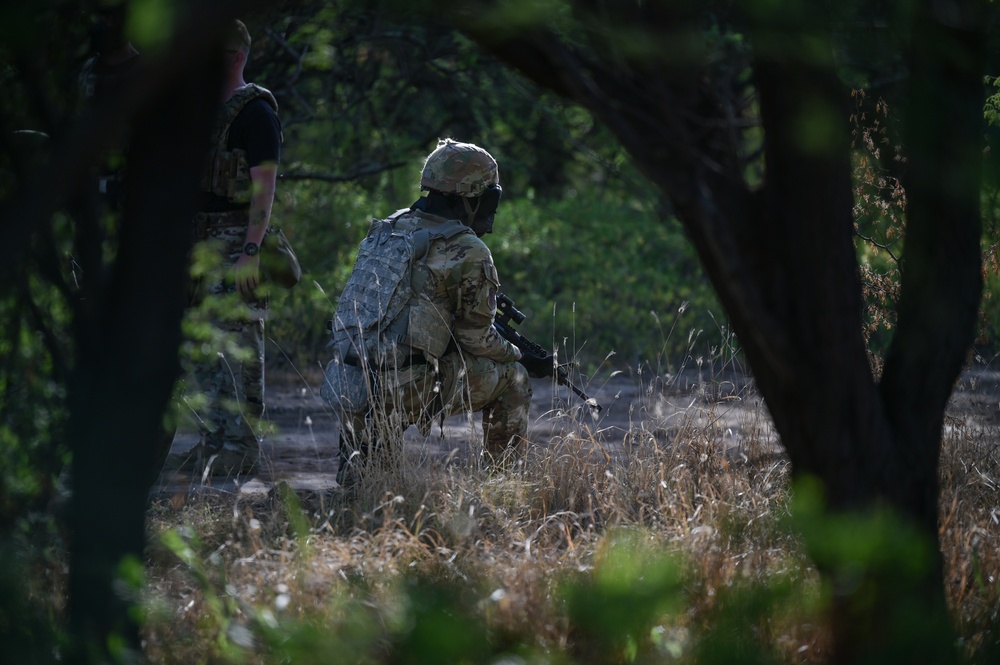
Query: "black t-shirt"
200 96 282 212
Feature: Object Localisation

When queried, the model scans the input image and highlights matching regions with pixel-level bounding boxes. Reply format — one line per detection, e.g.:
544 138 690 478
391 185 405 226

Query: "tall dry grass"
139 345 1000 663
142 367 813 663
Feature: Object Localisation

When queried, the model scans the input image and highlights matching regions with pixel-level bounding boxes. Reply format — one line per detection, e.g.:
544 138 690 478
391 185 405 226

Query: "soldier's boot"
482 404 527 471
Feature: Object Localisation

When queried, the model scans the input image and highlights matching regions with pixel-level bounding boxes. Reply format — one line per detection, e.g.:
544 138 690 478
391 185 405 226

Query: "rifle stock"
494 292 602 413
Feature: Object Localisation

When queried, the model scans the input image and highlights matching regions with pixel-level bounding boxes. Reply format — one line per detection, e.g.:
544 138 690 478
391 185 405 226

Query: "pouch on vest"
199 83 279 204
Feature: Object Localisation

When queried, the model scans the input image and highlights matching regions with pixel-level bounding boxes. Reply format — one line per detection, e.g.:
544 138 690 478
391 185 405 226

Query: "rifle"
494 292 602 413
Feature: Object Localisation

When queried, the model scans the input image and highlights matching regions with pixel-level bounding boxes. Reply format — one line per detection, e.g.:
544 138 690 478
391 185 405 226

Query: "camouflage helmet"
420 139 499 197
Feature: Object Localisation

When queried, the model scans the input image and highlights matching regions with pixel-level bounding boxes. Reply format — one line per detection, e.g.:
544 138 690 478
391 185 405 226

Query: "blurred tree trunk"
443 0 990 661
0 3 255 659
65 60 220 658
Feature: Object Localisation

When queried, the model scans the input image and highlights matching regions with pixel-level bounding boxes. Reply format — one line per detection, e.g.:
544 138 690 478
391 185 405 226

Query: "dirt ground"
152 365 1000 500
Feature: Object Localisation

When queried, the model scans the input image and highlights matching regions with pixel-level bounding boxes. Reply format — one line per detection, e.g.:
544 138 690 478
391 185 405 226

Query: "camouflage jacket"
406 209 521 363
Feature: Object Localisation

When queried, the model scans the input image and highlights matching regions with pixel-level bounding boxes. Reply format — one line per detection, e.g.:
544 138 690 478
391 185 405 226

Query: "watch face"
244 242 259 256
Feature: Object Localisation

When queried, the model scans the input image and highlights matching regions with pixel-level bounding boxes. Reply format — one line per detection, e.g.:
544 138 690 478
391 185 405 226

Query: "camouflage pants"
337 351 532 480
189 220 267 461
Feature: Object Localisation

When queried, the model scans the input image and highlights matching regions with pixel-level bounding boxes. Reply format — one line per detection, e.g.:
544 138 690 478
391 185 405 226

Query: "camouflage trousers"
336 351 532 482
191 315 265 459
189 218 267 463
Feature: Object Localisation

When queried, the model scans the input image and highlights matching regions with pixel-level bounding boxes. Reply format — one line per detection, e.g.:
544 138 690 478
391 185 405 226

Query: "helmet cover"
420 138 499 197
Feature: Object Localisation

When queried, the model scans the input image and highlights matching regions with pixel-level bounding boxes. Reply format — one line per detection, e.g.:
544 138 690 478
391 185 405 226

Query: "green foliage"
127 0 177 53
562 529 686 662
267 184 726 378
252 0 604 200
0 539 64 664
692 580 793 665
390 576 492 665
850 90 905 366
0 0 115 528
157 527 255 661
0 248 73 525
148 515 823 664
492 192 726 374
792 477 935 584
985 76 1000 129
790 477 962 665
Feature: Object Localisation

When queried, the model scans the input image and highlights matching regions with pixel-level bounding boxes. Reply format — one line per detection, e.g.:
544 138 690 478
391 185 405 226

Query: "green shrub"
266 184 727 378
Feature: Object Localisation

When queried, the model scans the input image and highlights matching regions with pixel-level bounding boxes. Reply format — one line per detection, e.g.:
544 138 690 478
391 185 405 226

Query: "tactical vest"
330 209 474 367
200 83 278 204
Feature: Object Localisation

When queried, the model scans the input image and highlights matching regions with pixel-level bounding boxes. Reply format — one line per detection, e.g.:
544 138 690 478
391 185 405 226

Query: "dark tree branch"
280 160 408 183
265 26 308 83
855 230 902 264
437 1 991 659
452 11 795 379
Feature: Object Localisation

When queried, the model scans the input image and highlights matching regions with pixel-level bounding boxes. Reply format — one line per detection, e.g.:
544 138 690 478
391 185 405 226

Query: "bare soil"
152 366 1000 501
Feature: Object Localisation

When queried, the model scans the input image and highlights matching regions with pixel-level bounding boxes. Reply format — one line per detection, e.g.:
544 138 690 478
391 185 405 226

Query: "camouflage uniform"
184 84 280 475
332 207 532 476
324 139 530 486
188 219 268 471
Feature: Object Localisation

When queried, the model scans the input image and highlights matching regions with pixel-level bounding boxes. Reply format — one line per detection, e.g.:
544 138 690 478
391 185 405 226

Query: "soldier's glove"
518 350 554 379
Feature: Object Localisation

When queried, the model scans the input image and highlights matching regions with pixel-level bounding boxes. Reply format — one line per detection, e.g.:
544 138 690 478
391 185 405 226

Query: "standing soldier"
163 19 282 479
322 139 551 489
78 0 140 213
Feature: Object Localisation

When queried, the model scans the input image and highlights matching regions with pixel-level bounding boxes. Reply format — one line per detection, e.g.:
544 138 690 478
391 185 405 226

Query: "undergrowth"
134 348 1000 664
143 378 814 665
10 321 1000 664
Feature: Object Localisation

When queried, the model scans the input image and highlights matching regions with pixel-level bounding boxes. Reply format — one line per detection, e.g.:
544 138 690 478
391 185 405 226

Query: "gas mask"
462 184 502 237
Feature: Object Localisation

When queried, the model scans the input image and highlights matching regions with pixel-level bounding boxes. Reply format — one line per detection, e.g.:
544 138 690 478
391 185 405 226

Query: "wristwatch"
243 242 259 256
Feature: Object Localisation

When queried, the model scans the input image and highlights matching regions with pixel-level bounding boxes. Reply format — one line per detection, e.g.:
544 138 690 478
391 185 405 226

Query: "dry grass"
138 376 1000 664
939 417 1000 657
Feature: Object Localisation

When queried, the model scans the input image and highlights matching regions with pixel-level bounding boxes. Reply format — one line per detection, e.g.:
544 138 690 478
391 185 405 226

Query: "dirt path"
153 366 1000 500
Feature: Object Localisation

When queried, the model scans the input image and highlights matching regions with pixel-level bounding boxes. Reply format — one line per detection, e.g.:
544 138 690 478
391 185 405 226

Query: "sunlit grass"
134 357 1000 665
120 307 997 663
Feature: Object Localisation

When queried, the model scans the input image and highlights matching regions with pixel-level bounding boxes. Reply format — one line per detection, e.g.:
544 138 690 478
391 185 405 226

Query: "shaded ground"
153 366 1000 501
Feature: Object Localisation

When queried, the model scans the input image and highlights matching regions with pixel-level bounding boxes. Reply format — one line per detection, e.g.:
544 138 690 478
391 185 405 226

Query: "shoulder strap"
430 219 476 241
385 208 410 222
213 83 279 150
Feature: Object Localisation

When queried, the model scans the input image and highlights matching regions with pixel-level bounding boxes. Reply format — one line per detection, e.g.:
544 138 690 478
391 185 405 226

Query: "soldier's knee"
505 361 533 404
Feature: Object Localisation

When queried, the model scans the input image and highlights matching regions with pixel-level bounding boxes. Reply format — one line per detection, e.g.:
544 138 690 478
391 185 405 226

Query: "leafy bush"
266 183 727 378
492 192 727 374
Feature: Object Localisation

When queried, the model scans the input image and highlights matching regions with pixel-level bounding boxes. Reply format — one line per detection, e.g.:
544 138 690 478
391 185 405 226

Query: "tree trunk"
64 27 224 663
448 0 990 661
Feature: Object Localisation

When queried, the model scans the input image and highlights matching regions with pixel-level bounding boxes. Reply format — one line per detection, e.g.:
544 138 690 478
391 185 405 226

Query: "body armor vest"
330 209 473 367
200 83 278 204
